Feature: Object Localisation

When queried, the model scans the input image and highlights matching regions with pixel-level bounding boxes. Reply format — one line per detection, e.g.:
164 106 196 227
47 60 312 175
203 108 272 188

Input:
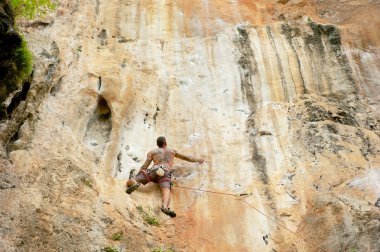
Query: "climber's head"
157 136 167 148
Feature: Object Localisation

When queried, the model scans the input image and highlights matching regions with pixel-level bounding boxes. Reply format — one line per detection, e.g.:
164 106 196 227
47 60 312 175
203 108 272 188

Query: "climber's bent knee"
134 172 149 185
159 181 171 188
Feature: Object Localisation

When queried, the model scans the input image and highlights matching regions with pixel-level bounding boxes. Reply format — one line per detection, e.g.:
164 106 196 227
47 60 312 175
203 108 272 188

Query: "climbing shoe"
126 182 140 194
161 207 176 218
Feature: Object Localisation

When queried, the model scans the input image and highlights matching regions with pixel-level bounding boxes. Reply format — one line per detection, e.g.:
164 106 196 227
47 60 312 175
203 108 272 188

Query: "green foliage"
137 205 159 226
13 37 33 84
144 214 159 226
111 231 123 241
0 22 33 108
81 178 93 188
152 249 174 252
102 246 120 252
10 0 56 19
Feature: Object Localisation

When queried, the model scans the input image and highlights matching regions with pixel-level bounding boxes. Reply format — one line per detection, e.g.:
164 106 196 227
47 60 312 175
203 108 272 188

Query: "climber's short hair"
157 136 166 148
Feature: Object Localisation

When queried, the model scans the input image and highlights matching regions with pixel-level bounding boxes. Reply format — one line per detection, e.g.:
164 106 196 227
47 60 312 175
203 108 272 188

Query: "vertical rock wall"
1 0 379 251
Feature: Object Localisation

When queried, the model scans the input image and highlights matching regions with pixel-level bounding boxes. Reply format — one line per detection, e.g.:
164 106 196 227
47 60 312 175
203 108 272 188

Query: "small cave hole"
97 95 111 119
83 95 112 156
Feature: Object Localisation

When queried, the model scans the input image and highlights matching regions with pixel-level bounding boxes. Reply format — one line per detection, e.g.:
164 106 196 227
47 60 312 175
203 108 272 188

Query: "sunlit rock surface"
1 0 379 251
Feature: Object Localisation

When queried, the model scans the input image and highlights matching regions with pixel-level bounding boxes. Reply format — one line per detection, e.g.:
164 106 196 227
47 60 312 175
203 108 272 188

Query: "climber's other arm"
174 151 204 164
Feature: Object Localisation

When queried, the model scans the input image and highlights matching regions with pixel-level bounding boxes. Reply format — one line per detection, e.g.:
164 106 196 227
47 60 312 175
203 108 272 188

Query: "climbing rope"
173 185 238 196
173 185 329 252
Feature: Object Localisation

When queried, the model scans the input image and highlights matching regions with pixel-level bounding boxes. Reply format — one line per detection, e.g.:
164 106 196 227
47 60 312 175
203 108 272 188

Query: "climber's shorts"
135 165 172 189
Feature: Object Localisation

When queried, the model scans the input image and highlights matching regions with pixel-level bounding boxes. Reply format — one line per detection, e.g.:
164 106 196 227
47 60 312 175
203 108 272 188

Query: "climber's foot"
161 207 176 218
126 182 140 194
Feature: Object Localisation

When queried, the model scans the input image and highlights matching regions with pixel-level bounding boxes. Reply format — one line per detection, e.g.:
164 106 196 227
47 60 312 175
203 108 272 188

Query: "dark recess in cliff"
84 95 112 155
0 0 33 119
6 80 31 115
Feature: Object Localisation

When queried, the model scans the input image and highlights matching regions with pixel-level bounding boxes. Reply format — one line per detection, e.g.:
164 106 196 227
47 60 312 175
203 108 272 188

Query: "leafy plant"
102 246 120 252
111 231 123 241
137 205 159 226
144 214 159 226
81 178 93 188
10 0 56 19
152 249 174 252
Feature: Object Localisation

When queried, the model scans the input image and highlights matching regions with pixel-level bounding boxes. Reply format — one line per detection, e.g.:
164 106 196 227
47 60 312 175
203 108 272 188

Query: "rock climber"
126 136 204 218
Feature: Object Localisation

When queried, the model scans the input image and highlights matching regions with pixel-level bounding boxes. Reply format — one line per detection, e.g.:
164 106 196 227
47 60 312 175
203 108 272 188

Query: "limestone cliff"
1 0 379 252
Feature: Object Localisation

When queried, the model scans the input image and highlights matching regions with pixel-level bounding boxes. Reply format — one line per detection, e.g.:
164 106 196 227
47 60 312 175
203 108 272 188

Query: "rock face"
0 0 379 252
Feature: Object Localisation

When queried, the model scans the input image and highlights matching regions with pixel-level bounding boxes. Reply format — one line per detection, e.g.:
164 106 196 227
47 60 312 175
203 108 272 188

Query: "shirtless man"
126 136 204 218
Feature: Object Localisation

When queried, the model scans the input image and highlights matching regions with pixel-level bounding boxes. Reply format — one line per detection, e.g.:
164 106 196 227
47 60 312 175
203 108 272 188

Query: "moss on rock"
0 0 33 118
10 0 56 20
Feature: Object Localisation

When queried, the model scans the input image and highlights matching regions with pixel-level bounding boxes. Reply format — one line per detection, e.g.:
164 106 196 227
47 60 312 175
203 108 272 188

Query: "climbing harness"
173 185 329 252
156 166 165 177
138 165 171 183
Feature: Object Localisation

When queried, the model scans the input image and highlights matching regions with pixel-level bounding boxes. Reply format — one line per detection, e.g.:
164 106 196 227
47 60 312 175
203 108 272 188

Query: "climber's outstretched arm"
175 151 204 163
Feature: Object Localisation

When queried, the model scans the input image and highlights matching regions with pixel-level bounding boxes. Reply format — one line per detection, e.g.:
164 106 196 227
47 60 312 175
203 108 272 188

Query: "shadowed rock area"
0 0 25 118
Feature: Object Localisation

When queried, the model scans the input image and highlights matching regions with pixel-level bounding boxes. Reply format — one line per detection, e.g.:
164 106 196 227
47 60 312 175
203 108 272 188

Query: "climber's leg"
160 181 176 217
126 171 150 194
167 191 171 207
161 187 171 208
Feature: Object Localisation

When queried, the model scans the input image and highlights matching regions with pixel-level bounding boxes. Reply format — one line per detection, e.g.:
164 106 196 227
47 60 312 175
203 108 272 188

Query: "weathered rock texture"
1 0 379 251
